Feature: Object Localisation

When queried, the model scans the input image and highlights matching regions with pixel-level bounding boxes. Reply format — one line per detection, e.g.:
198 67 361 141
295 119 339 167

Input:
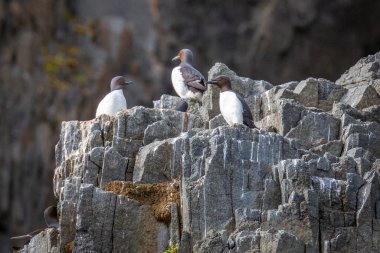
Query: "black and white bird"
207 75 255 128
171 49 207 100
95 76 133 117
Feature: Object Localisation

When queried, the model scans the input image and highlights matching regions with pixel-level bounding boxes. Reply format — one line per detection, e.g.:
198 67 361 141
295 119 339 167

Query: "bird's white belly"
171 66 196 98
96 90 127 117
220 91 243 126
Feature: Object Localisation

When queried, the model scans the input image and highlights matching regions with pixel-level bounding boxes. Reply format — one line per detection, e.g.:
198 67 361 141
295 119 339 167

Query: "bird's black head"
110 76 133 91
44 205 58 228
206 75 232 92
172 49 194 64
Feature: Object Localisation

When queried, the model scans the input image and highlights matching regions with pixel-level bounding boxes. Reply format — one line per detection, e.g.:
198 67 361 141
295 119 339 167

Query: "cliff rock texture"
19 52 380 252
2 1 380 250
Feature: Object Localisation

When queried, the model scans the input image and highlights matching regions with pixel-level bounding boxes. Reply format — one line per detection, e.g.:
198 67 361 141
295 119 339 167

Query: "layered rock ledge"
20 53 380 253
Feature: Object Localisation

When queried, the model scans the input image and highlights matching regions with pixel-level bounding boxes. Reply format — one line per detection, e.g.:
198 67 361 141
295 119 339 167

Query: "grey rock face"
261 230 305 253
75 184 116 252
179 127 295 246
21 54 380 252
342 121 380 159
50 106 201 252
153 94 183 110
74 184 165 253
20 228 59 253
133 137 183 183
209 114 228 129
285 110 340 148
100 147 128 187
337 52 380 96
336 52 380 110
286 77 346 112
339 85 379 110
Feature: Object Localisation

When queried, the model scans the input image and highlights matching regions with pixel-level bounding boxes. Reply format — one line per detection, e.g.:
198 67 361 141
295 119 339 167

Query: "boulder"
337 52 380 95
133 138 183 183
285 110 340 148
336 53 380 110
209 114 228 129
153 94 183 110
339 85 379 110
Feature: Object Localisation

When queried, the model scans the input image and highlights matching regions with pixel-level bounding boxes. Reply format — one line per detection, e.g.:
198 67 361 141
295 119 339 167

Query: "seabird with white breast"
96 76 133 117
207 75 255 128
171 49 207 100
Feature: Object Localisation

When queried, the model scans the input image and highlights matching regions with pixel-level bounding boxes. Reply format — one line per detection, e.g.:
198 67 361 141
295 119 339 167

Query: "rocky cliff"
2 1 380 249
18 52 380 252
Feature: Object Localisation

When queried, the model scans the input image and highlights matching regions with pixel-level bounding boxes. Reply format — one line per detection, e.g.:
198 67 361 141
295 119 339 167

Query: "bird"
95 76 133 117
171 49 207 100
207 75 255 128
10 205 59 249
44 205 59 228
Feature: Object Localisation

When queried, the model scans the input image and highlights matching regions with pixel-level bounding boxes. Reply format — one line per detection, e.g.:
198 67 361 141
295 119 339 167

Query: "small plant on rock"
163 244 179 253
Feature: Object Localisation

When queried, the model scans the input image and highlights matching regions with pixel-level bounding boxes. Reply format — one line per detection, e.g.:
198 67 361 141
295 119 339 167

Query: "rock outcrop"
2 2 380 250
19 53 380 252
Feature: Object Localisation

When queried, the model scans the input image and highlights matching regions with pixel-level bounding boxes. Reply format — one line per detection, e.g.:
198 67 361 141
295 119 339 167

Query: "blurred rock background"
0 0 379 251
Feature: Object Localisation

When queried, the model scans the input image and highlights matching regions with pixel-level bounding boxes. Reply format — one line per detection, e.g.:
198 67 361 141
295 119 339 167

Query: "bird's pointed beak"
172 55 180 62
206 80 218 85
123 78 133 85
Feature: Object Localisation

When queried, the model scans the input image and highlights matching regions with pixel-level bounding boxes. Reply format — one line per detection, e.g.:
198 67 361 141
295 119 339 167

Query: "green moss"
42 43 93 92
163 244 179 253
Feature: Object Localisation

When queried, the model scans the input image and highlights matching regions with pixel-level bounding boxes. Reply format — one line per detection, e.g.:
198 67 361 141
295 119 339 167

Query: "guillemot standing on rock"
96 76 133 117
207 75 255 128
171 49 207 100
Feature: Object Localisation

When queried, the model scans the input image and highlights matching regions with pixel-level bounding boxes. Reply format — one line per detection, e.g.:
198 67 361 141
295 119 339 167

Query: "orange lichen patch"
65 241 74 253
104 180 180 224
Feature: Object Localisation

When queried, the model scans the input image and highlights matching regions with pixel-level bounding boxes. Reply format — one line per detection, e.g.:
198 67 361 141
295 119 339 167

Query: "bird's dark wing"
180 64 207 93
236 93 255 128
187 80 207 92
